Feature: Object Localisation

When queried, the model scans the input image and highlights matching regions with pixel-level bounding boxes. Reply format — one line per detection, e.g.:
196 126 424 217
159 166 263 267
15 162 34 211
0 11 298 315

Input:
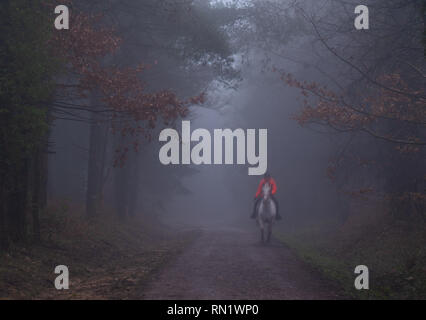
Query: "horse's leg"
267 222 272 243
257 209 264 243
265 223 269 243
259 219 264 243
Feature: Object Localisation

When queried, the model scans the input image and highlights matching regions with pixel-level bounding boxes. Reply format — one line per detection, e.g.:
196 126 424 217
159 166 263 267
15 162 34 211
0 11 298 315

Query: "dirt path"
140 226 344 300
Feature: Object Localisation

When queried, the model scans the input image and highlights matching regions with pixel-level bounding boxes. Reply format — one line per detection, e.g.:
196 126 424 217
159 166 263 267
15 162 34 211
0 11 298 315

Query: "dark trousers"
253 195 279 216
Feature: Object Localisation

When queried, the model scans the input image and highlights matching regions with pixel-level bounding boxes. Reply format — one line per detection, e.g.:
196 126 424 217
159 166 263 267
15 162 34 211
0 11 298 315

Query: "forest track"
140 226 344 300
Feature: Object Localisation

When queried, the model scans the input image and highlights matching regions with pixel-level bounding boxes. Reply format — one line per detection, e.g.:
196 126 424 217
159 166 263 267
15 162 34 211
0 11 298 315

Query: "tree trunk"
127 152 140 217
31 148 42 242
40 119 50 209
114 165 129 221
85 98 107 219
0 174 8 249
8 159 30 242
97 123 109 210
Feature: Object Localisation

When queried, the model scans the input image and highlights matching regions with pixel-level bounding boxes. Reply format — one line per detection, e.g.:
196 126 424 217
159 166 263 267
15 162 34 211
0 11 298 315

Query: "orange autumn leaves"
52 10 197 126
283 70 425 201
51 6 204 166
283 72 425 150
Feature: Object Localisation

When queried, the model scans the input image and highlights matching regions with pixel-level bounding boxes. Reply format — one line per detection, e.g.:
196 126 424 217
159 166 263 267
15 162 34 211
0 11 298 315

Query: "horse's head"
262 182 271 200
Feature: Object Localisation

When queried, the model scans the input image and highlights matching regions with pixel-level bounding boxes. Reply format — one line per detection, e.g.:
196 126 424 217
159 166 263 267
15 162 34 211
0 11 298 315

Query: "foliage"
277 210 426 299
51 5 206 166
279 0 425 209
0 200 199 299
0 0 57 177
284 72 425 147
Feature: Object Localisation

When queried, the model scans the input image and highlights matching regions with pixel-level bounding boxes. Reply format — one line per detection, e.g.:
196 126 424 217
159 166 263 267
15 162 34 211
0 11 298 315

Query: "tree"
49 0 237 220
0 0 58 246
281 0 425 220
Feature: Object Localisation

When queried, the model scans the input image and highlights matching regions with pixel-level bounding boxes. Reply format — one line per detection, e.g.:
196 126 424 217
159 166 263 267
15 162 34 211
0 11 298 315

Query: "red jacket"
255 178 277 198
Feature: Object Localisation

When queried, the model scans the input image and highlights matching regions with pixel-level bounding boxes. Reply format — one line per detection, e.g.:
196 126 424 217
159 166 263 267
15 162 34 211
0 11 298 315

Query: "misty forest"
0 0 425 300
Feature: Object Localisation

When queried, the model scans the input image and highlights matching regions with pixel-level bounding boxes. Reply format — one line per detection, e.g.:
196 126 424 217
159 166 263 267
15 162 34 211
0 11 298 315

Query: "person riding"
251 172 281 220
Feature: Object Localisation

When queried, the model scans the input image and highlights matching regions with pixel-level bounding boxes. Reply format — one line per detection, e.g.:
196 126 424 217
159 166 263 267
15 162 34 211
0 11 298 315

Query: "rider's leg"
271 195 281 220
251 198 260 219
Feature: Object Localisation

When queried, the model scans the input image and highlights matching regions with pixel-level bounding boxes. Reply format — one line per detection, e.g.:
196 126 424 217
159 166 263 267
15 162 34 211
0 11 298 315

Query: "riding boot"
272 195 282 220
250 206 257 219
251 198 259 219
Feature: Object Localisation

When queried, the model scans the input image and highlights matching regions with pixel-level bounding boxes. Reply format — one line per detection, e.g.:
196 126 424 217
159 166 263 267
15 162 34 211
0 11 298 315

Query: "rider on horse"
251 172 281 220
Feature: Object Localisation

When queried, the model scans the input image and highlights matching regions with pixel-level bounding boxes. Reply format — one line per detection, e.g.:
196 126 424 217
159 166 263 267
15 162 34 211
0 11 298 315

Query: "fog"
45 0 424 233
49 54 336 230
165 60 339 230
2 0 424 300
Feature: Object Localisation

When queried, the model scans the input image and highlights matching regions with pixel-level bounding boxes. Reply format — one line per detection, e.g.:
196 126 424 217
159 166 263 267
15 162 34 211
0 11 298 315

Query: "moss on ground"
276 215 426 300
0 202 199 299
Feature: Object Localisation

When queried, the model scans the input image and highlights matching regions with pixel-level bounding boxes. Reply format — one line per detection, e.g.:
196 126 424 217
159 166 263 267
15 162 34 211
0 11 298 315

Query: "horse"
256 182 277 244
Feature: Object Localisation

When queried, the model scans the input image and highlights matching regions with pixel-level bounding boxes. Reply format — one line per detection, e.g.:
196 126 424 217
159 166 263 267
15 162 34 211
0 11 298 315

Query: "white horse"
256 182 277 244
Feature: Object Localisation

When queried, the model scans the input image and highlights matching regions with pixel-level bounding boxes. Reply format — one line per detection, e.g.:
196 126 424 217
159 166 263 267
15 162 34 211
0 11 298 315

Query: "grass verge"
276 214 426 299
0 201 199 299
